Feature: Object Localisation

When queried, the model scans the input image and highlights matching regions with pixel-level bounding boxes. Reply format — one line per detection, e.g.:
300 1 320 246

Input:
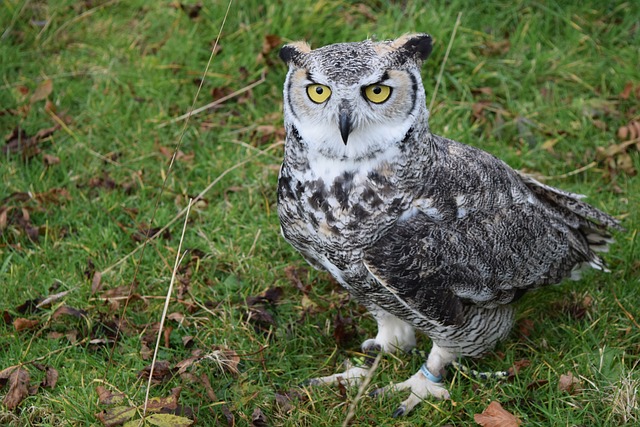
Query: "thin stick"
429 13 462 112
613 290 640 330
100 140 280 276
104 0 234 383
342 353 382 427
158 71 267 128
142 199 192 418
527 161 598 181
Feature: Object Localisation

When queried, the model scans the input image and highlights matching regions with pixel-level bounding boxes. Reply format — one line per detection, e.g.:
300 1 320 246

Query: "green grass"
1 0 638 425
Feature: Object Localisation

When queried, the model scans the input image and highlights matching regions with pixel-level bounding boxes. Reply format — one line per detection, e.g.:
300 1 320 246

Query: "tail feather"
517 172 624 232
516 171 624 274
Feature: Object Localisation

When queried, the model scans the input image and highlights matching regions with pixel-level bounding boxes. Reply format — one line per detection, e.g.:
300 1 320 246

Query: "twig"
142 199 192 418
157 71 267 128
429 12 462 112
99 141 281 276
525 161 598 180
36 287 77 308
104 0 234 386
613 290 640 330
342 353 382 427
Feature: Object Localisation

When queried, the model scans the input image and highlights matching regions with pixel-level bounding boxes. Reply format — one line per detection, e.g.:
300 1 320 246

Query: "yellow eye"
306 84 332 103
363 84 392 104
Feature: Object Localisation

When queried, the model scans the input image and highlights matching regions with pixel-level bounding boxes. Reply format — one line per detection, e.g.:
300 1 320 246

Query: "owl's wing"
362 202 594 327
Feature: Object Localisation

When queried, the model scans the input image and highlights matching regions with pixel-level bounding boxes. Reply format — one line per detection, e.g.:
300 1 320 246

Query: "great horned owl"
276 33 622 417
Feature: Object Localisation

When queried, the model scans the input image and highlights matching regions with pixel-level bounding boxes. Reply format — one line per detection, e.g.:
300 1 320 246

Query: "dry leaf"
617 120 640 142
92 271 103 295
474 401 521 426
13 317 39 331
251 407 268 427
40 366 58 389
96 385 125 405
95 406 136 427
2 368 31 410
558 371 581 394
52 305 88 320
137 360 173 383
146 413 194 427
145 387 181 412
30 79 53 103
43 153 60 166
619 82 634 100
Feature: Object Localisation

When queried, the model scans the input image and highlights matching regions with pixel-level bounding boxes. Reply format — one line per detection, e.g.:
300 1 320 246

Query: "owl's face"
280 34 432 161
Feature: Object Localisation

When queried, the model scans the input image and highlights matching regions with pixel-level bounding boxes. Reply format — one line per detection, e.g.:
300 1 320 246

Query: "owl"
276 33 622 417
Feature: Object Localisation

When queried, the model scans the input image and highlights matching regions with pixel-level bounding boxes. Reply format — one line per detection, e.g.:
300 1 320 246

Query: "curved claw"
392 404 407 418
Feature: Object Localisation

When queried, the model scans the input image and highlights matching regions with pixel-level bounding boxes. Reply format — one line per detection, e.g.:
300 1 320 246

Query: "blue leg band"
420 363 443 383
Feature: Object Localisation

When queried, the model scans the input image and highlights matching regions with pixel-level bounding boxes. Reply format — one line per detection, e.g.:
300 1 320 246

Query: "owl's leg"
371 343 455 417
307 308 415 387
362 307 416 354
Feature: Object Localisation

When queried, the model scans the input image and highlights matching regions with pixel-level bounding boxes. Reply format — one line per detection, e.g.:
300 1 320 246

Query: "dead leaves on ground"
558 371 582 394
0 188 71 244
474 401 521 426
96 386 193 427
0 364 58 410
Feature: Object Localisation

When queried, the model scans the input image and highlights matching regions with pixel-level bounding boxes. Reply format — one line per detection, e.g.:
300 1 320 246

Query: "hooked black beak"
338 110 352 145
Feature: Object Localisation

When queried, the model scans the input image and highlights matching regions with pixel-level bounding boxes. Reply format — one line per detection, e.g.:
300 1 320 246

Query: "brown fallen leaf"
52 305 88 320
95 405 136 427
474 401 521 427
30 79 53 104
246 286 283 306
13 317 39 332
256 33 282 64
517 318 535 337
96 385 125 405
507 359 531 377
137 360 173 383
558 371 581 394
251 407 268 427
333 312 358 348
42 153 60 166
39 365 58 389
617 120 640 142
2 125 60 159
2 367 31 410
199 372 234 426
619 82 634 100
145 387 182 413
595 139 639 178
91 271 103 295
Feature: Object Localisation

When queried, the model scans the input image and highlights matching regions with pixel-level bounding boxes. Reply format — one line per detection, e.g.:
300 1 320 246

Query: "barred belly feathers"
276 33 623 417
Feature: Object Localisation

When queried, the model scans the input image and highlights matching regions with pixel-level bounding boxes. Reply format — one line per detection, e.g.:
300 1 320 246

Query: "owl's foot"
370 364 450 417
305 344 381 387
305 360 370 387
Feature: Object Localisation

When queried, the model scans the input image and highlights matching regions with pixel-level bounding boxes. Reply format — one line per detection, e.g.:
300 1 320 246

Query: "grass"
1 0 638 425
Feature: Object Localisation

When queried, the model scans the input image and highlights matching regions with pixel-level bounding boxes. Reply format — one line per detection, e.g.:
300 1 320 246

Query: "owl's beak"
338 109 352 145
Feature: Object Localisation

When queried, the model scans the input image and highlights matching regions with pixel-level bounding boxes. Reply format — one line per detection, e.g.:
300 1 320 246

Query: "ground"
0 1 638 426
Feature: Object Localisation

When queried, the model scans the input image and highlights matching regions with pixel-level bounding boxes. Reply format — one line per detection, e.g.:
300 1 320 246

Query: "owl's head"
280 34 432 160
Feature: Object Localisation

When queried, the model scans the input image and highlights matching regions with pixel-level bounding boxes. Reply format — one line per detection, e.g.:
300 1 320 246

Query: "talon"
392 404 406 418
369 387 384 398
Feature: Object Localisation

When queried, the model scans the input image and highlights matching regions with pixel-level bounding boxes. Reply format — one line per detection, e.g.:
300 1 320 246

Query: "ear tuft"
401 33 433 61
279 41 311 66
